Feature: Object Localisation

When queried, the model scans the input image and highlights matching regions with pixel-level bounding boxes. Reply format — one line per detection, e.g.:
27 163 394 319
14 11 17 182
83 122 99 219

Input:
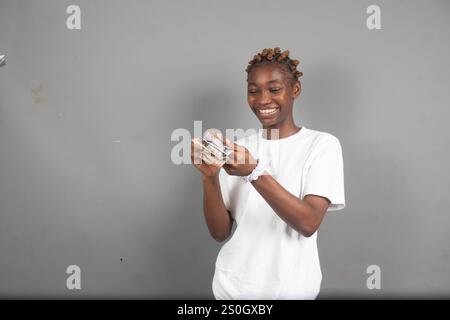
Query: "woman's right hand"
191 139 224 177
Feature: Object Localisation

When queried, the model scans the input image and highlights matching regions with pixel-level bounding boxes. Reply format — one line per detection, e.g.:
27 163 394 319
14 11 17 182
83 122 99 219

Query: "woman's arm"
202 174 233 242
191 139 233 242
222 139 330 237
250 173 330 237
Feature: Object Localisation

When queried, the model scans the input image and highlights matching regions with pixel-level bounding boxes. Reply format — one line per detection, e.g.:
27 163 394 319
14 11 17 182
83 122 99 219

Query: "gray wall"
0 0 449 298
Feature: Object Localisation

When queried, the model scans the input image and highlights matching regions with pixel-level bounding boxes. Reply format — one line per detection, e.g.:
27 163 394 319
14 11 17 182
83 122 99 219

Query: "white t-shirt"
212 126 345 300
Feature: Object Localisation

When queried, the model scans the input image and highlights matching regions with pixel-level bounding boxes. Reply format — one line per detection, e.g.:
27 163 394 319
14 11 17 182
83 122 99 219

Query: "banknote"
192 128 233 165
202 128 233 159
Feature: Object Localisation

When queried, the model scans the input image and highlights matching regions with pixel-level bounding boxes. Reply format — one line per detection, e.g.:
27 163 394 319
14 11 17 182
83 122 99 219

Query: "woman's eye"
270 88 281 93
248 90 257 94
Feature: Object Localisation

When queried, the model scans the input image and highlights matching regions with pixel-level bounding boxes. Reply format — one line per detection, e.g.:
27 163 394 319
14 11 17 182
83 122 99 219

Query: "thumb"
213 131 234 149
224 137 239 152
224 137 233 147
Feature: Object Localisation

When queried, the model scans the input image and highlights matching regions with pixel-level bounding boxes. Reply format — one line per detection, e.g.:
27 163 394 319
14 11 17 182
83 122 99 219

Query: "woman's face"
247 63 300 128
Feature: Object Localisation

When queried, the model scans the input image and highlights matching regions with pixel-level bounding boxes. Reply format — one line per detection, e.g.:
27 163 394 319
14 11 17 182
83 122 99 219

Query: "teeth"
259 108 278 115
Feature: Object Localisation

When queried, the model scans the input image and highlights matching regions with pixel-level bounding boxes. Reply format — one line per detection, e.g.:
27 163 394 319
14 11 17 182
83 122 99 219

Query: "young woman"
191 47 345 299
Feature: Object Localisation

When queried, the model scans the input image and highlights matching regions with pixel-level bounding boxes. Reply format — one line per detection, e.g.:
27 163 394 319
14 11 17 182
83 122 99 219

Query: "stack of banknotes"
192 128 233 166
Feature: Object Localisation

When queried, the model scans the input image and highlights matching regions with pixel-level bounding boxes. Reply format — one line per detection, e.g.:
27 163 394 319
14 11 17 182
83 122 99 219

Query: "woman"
191 47 345 299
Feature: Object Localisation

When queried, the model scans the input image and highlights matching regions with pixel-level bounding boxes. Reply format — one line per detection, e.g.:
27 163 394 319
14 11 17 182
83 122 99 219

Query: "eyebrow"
248 80 283 86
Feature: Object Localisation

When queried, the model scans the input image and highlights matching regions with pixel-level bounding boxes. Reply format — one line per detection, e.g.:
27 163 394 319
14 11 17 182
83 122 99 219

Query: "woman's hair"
245 47 303 85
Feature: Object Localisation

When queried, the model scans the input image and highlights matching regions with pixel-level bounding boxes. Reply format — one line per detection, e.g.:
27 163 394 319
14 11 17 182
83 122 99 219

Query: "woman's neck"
262 120 301 140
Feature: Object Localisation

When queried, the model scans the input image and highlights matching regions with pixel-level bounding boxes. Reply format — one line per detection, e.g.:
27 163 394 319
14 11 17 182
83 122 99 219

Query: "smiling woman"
191 47 346 300
246 48 303 139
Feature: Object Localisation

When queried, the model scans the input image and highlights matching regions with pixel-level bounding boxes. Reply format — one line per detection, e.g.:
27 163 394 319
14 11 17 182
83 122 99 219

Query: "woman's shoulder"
302 127 341 145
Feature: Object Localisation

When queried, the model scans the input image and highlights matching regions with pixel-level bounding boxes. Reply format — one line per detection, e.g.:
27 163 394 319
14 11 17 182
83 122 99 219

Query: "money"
192 128 233 166
202 128 233 160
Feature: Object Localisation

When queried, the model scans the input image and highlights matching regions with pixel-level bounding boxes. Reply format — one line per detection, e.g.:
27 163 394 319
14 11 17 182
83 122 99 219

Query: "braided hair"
245 47 303 86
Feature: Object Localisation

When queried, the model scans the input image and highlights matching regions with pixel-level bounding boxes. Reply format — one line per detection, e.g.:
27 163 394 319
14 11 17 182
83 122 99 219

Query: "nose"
257 89 272 105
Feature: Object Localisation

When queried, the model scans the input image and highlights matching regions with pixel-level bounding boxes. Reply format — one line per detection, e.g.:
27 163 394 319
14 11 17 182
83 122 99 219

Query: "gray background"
0 0 449 299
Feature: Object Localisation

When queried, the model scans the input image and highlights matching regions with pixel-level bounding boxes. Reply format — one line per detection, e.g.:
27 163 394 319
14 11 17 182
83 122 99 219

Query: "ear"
292 81 301 100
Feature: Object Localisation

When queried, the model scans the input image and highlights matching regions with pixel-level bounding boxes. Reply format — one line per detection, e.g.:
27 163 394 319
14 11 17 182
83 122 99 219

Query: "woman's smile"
256 106 280 118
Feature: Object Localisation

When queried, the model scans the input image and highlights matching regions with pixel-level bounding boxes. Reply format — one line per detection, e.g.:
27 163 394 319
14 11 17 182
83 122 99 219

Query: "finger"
231 147 239 165
221 136 235 149
225 141 240 159
193 154 203 166
192 138 203 149
194 139 214 157
211 132 236 158
212 130 223 141
192 139 202 153
202 152 222 167
232 146 247 165
202 152 216 165
224 155 233 165
223 165 233 175
191 139 203 165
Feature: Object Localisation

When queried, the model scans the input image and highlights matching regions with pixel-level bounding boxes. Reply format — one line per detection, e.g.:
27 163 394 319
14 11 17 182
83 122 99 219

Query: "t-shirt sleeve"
218 168 231 211
302 135 346 211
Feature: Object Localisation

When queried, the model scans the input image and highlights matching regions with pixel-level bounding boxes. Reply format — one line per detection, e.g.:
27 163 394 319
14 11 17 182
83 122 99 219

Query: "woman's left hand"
221 136 257 177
